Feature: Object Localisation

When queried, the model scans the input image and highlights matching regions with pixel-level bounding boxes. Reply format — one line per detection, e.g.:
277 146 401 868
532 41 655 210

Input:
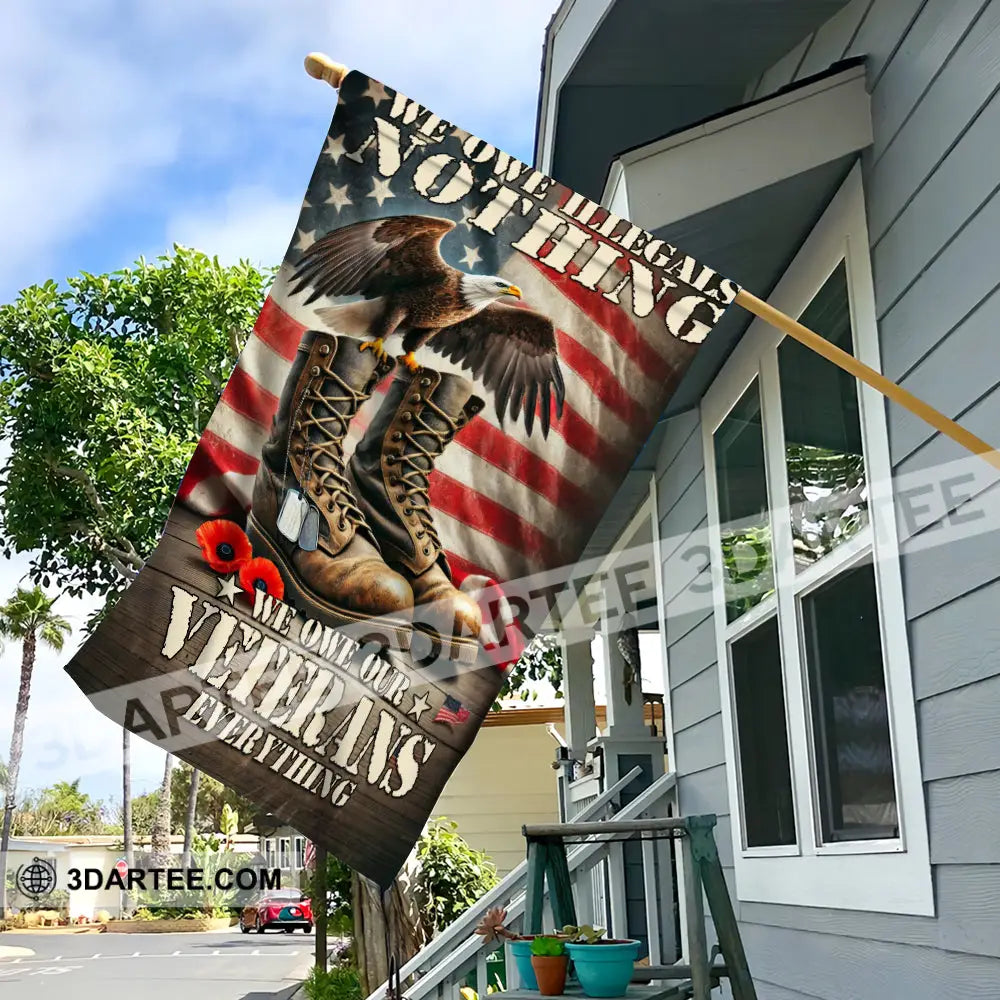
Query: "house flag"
65 70 740 887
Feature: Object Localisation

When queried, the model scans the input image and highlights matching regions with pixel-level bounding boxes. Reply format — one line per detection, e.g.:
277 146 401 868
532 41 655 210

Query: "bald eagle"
289 215 565 437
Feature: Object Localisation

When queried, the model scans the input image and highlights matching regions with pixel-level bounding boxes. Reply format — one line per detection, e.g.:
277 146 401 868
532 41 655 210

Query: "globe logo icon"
15 857 56 900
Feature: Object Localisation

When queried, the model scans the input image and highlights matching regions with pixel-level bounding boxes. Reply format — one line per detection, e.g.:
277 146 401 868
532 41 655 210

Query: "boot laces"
297 364 369 532
396 397 463 553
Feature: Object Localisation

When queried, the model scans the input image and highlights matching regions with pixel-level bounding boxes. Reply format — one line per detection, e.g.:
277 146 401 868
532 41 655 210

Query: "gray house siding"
656 1 1000 996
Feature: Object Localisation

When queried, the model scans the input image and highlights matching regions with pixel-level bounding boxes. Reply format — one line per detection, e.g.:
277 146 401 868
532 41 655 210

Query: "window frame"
701 165 933 915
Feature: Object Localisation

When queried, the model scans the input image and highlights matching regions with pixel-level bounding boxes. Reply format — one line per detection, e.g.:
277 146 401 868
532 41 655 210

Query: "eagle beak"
505 285 522 300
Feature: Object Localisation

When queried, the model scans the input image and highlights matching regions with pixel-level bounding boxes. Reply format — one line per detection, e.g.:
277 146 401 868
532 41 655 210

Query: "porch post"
562 630 597 763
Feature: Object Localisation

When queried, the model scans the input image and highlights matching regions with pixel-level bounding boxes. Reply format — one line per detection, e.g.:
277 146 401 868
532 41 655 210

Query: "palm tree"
149 752 174 867
0 586 71 918
181 768 200 868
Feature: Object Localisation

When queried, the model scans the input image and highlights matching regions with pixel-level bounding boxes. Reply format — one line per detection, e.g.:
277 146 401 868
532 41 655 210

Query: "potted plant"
474 906 539 990
531 936 569 996
562 925 641 998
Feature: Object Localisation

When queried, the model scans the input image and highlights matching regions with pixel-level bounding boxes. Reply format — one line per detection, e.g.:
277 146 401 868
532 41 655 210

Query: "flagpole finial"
305 53 349 89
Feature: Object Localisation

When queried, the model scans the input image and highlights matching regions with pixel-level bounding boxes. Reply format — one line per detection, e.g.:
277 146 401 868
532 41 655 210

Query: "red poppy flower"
195 519 252 574
239 557 285 601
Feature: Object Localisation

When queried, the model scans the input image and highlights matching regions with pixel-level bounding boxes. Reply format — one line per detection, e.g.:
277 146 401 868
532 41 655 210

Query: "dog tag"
276 489 308 543
297 505 320 552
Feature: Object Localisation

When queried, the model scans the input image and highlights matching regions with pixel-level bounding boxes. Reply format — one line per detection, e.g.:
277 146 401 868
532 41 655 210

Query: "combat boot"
247 332 413 646
347 364 484 662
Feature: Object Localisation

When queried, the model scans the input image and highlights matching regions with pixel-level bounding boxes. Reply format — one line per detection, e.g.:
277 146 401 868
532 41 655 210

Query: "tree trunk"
150 752 174 867
181 768 200 868
352 857 426 998
0 632 36 920
122 726 134 915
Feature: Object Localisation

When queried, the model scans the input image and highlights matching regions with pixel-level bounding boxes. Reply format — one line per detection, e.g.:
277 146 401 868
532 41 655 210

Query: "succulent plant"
530 935 566 957
561 923 606 944
473 905 517 944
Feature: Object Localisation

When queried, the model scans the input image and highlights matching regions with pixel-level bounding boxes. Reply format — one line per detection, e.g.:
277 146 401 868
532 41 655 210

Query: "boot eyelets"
416 530 425 538
391 432 402 441
389 477 398 486
311 365 321 375
420 377 431 387
409 394 421 403
396 495 405 504
423 546 431 555
318 344 331 356
386 455 397 466
327 501 334 512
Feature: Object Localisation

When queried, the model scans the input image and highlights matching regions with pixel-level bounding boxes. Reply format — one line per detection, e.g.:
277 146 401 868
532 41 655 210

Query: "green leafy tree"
169 761 257 838
0 249 273 898
12 779 110 836
0 585 72 917
415 818 499 934
497 633 563 707
0 247 274 608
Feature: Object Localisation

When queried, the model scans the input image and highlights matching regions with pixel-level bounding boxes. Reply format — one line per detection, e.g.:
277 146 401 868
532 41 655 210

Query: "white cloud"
166 186 303 267
0 549 166 805
1 0 558 297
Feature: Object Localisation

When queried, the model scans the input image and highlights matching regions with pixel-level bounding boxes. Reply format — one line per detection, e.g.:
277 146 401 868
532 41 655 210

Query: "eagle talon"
401 351 421 374
359 338 388 363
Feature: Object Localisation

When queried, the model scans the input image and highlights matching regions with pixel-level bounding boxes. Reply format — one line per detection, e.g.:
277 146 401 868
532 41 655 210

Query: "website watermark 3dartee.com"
64 866 281 893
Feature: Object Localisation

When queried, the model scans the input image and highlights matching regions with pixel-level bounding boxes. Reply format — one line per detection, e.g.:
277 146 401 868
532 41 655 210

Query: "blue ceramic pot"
564 940 641 998
509 938 539 990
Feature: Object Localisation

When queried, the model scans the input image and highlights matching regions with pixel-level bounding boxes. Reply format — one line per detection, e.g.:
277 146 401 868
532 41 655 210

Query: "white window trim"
700 164 933 916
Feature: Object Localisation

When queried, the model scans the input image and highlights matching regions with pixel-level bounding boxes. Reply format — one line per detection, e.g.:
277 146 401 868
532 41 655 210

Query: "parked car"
239 888 313 934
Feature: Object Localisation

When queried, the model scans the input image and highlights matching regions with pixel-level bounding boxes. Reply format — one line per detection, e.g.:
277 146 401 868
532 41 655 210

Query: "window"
279 838 291 869
701 167 932 915
264 838 277 867
294 837 306 870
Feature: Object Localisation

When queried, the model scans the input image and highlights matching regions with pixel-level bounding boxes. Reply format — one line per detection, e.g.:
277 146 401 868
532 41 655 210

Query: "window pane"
779 261 869 571
731 618 797 847
802 562 898 842
714 380 774 623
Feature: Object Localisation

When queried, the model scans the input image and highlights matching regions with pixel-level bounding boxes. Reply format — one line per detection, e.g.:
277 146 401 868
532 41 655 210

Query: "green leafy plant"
530 936 566 957
303 964 363 1000
416 819 498 933
561 923 605 944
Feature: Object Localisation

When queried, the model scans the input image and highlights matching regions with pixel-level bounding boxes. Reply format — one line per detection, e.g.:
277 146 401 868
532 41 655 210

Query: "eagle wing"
430 302 566 438
290 215 456 304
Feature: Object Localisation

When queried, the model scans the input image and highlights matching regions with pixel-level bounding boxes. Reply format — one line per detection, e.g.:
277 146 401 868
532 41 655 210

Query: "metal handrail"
365 770 677 1000
363 765 656 1000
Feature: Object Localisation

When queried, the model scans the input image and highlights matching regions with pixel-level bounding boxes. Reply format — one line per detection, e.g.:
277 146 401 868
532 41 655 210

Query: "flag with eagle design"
65 69 739 887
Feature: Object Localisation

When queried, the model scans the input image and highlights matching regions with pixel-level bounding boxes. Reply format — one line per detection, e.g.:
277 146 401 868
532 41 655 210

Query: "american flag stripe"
221 364 280 427
254 297 304 360
429 473 565 567
503 253 661 405
434 507 540 580
260 297 619 502
235 335 294 400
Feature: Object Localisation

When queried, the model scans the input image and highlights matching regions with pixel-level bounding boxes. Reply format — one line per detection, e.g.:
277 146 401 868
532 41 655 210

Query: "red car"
240 888 313 934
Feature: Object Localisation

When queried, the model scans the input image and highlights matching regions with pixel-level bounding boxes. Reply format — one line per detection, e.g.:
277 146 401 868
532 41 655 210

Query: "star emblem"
324 182 353 213
293 228 317 252
323 133 349 164
459 245 482 269
458 206 478 230
216 574 241 606
367 177 396 208
406 693 431 723
361 79 391 106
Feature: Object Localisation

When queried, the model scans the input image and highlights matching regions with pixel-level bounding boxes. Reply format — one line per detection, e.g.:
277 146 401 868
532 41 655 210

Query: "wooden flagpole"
303 53 1000 473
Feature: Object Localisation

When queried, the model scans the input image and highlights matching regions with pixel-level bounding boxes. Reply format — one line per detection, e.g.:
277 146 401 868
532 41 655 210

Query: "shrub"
304 964 363 1000
417 819 498 933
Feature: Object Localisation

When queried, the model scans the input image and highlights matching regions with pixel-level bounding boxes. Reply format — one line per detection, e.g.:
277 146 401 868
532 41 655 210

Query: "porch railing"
366 768 677 1000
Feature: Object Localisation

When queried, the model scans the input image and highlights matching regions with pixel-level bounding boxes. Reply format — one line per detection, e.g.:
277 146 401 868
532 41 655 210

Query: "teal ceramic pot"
509 938 539 990
564 940 641 998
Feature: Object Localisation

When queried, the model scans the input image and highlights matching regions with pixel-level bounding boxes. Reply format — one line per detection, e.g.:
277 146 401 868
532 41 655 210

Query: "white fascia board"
601 64 871 228
536 0 618 173
604 159 629 217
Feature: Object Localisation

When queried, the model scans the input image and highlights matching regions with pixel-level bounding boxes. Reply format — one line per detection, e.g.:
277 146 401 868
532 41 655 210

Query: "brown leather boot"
247 332 413 646
347 364 484 662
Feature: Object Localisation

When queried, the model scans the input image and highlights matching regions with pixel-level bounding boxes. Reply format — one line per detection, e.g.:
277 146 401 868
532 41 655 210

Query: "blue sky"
0 0 560 806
